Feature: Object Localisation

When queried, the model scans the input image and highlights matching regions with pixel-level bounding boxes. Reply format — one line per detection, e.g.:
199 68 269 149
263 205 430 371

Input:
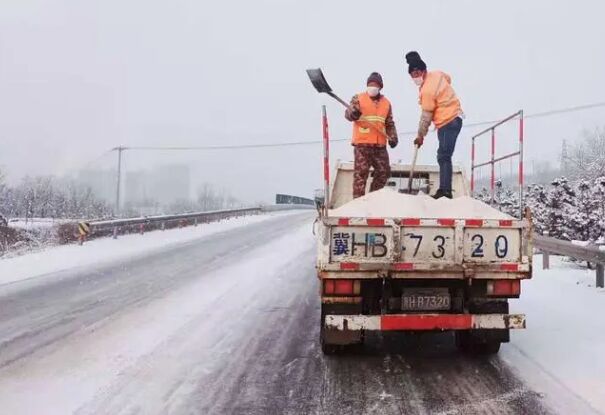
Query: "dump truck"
316 162 532 355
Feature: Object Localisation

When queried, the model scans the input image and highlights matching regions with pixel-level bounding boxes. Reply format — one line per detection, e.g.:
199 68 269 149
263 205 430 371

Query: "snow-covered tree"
564 128 605 181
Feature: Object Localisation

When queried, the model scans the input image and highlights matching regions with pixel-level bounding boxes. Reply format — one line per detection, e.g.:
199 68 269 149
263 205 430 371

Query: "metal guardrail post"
542 251 550 269
113 226 118 239
534 235 605 289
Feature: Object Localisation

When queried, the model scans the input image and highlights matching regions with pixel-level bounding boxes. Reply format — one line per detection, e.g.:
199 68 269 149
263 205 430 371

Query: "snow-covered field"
0 210 302 287
504 255 605 413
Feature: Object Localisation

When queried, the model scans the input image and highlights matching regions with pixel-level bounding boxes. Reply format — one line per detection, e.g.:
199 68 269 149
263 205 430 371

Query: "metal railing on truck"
534 234 605 288
471 110 524 218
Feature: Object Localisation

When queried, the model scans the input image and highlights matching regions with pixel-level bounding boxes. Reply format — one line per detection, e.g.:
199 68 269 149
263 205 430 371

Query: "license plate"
401 227 455 263
463 228 521 263
402 288 451 311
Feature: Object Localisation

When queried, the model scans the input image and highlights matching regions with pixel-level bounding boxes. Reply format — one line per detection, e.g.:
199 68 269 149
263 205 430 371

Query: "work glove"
388 138 398 148
349 108 361 121
414 136 424 148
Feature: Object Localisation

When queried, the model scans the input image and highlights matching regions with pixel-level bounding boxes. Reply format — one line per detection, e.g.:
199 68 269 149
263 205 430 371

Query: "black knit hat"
405 51 427 74
366 72 383 88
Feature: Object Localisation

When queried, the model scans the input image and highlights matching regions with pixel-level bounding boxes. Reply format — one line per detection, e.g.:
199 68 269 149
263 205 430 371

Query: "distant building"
77 169 115 204
149 164 191 205
124 171 148 206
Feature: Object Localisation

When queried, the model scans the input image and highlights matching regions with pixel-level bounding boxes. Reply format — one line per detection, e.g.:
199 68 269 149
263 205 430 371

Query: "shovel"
306 68 388 139
306 68 350 108
403 145 420 194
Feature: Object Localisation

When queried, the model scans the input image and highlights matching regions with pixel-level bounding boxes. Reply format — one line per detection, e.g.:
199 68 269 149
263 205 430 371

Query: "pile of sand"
329 188 513 219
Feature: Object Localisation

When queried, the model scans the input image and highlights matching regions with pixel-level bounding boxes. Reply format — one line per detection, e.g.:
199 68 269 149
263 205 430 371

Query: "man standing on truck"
405 51 463 199
345 72 398 199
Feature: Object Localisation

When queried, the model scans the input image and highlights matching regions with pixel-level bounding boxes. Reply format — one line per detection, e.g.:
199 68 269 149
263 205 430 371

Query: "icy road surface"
0 212 601 414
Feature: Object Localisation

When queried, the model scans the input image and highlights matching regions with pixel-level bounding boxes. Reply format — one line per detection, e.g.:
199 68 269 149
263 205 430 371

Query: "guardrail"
534 234 605 288
70 204 314 244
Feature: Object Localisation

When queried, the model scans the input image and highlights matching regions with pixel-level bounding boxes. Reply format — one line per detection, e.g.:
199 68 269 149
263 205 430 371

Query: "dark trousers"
353 145 390 198
437 117 463 191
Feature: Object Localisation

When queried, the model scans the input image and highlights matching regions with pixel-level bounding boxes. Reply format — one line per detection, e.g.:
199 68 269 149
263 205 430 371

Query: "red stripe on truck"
339 262 359 271
366 218 385 226
437 218 455 226
337 218 350 226
500 263 519 271
499 220 513 227
401 218 421 226
381 314 473 331
393 262 414 271
465 219 484 227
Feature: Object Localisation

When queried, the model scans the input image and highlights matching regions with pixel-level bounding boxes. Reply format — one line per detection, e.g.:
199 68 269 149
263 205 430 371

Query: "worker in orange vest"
345 72 398 199
405 51 463 199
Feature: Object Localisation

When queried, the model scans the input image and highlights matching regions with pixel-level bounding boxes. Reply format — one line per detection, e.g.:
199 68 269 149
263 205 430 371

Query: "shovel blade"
306 68 333 93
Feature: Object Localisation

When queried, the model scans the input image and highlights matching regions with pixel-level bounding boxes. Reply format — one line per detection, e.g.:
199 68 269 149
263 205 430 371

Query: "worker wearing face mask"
345 72 398 199
405 51 463 199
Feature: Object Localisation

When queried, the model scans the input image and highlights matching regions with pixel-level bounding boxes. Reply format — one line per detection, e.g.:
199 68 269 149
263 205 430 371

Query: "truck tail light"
487 280 520 297
324 279 361 295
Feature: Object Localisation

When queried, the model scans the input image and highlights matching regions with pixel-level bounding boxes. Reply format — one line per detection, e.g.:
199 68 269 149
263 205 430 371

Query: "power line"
106 100 605 152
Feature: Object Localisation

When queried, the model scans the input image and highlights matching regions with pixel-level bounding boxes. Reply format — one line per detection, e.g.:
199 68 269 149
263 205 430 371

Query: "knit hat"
405 51 427 74
366 72 383 88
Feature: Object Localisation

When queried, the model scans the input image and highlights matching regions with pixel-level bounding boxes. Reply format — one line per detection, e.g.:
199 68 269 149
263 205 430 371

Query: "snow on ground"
0 210 306 287
0 217 315 415
504 254 605 413
7 218 70 230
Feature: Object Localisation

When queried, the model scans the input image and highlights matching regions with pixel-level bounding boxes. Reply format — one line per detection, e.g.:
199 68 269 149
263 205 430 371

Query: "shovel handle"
327 91 350 108
407 145 419 193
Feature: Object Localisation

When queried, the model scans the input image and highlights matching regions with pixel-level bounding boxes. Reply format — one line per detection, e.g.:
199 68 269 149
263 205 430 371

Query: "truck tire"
319 305 363 354
320 333 340 355
455 331 501 355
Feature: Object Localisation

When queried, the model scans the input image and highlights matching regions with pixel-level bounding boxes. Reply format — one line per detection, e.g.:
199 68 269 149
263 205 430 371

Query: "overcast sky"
1 0 604 202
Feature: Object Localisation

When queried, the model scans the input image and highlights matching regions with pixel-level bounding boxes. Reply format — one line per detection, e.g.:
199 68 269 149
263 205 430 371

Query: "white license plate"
330 226 395 262
463 228 521 263
401 227 455 262
402 288 451 311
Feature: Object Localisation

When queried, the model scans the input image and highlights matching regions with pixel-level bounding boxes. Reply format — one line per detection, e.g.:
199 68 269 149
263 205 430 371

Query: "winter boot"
432 189 453 199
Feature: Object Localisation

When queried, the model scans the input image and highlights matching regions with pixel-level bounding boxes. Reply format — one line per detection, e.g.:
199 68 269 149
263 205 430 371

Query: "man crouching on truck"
345 72 398 199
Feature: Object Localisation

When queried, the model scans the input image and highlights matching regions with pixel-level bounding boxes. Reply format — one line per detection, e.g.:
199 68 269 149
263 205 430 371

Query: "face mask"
367 86 380 97
413 76 423 86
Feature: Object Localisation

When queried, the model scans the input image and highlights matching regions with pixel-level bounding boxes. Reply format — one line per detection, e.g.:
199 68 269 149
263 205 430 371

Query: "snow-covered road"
0 212 602 414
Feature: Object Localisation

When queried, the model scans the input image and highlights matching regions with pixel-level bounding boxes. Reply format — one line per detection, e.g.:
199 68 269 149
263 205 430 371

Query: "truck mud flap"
324 314 526 331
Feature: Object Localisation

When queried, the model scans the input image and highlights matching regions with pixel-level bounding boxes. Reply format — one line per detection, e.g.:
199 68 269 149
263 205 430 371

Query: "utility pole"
114 146 124 215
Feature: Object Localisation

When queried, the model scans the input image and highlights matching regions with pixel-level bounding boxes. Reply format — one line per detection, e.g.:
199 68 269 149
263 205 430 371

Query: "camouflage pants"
353 145 391 198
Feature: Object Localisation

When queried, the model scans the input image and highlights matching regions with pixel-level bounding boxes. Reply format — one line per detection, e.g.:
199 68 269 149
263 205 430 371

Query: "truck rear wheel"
320 333 340 355
320 305 363 355
455 331 501 355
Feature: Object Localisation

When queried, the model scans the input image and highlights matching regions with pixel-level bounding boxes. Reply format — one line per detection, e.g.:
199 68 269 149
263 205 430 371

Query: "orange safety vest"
419 71 462 129
352 92 391 146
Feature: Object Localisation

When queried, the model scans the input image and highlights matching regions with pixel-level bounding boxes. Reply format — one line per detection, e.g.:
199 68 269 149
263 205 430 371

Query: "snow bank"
0 211 305 287
329 188 513 219
503 255 605 412
8 218 67 230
